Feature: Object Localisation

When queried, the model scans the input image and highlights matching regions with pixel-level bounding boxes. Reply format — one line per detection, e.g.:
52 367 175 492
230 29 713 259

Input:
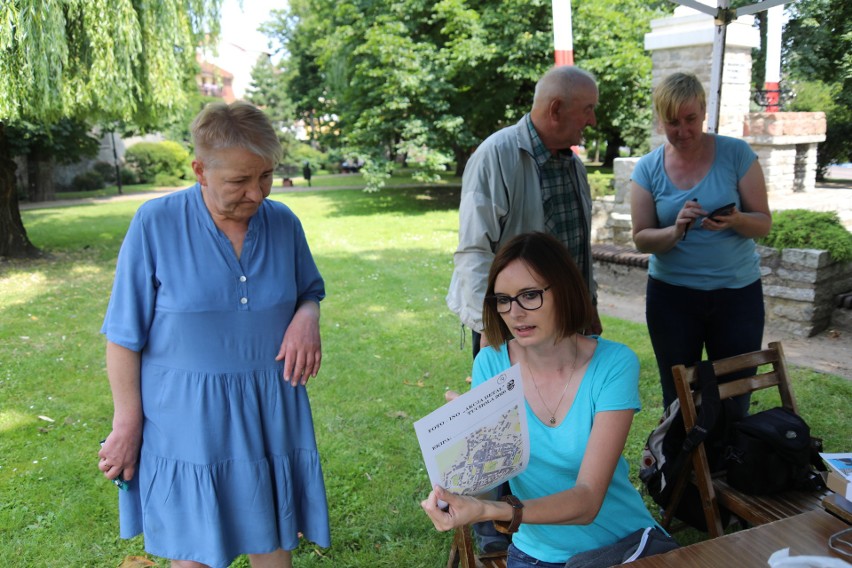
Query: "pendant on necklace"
549 417 556 425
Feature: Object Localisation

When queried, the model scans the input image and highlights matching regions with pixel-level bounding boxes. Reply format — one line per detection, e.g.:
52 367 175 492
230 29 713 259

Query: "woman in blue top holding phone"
630 72 772 412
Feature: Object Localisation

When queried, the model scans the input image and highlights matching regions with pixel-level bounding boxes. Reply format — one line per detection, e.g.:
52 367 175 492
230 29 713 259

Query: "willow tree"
0 0 222 258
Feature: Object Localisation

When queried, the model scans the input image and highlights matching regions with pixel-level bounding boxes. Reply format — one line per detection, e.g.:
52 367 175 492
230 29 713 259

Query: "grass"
41 170 462 202
2 184 850 566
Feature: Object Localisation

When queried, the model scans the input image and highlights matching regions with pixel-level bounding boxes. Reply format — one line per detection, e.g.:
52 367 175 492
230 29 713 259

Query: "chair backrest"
669 341 799 537
672 341 797 425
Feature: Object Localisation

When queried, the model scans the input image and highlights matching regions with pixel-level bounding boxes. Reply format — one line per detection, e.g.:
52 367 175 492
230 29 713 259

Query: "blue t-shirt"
472 338 658 563
631 135 760 290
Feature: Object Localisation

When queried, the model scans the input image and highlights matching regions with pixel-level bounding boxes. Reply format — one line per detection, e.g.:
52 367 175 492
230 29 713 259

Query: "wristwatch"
493 494 524 534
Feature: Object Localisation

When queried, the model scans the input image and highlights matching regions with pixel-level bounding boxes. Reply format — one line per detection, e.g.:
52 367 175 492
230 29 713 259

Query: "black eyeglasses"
486 286 551 313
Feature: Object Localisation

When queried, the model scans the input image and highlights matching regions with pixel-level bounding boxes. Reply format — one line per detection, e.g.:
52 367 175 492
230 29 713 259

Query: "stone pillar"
743 112 826 194
592 158 638 246
644 3 760 148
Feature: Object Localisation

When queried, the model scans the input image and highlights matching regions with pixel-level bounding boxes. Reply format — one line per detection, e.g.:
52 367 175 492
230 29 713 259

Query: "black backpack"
639 361 738 531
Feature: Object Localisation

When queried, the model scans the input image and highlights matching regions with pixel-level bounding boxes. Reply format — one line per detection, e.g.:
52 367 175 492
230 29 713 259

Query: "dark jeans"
507 527 679 568
507 544 564 568
646 277 764 415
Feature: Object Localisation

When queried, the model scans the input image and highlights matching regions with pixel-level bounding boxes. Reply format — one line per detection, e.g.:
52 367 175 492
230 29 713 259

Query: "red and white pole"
763 4 783 112
552 0 574 66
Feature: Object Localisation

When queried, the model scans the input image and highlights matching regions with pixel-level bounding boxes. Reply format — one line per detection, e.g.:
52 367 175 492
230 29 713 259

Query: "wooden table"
629 509 850 567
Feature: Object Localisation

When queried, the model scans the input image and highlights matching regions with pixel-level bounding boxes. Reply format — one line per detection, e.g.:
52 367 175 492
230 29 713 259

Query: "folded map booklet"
414 364 529 498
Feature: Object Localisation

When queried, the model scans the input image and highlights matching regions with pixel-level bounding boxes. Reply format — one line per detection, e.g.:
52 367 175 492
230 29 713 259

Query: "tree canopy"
260 0 664 188
0 0 222 258
783 0 852 177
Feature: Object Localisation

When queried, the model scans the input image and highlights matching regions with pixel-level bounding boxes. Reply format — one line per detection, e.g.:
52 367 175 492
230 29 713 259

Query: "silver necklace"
528 335 579 426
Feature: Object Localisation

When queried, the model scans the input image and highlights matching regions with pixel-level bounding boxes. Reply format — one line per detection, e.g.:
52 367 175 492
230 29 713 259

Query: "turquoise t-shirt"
472 338 658 564
631 135 760 290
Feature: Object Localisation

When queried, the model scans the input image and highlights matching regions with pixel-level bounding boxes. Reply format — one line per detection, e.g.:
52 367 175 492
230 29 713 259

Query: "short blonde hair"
191 101 281 166
653 72 706 123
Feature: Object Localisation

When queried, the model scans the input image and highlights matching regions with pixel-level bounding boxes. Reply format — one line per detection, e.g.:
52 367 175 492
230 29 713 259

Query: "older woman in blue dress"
97 101 330 568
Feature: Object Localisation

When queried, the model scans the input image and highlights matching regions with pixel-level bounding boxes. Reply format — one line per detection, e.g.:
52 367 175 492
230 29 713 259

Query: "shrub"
92 161 117 182
71 170 105 191
282 140 328 175
119 167 139 185
588 170 615 199
125 141 191 183
153 172 186 188
760 209 852 262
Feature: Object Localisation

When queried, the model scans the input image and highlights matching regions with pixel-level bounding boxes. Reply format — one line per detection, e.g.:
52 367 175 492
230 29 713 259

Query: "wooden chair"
446 525 507 568
663 341 829 538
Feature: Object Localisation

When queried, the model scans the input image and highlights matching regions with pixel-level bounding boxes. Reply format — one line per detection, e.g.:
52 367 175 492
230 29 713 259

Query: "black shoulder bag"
725 406 826 495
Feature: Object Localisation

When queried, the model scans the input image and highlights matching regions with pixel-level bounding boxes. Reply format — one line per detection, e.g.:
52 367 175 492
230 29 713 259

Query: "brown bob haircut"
482 232 593 348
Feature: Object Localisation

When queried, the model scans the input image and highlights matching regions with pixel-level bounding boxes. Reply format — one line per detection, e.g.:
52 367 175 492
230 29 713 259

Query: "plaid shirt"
526 115 588 280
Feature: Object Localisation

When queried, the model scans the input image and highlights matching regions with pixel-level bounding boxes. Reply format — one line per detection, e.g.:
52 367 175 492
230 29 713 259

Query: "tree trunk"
602 134 624 168
453 146 470 178
0 123 41 258
26 150 56 203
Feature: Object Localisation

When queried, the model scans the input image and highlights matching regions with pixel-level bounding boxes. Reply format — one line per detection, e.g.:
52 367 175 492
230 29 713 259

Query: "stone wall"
758 245 852 337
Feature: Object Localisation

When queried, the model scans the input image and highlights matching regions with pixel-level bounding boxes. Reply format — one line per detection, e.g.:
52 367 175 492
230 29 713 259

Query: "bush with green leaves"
153 172 186 188
282 140 329 175
124 141 191 184
92 161 117 182
71 169 105 191
119 166 139 185
588 170 615 199
760 209 852 262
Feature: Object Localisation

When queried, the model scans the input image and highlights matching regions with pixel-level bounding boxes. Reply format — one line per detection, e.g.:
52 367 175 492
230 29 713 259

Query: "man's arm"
447 147 510 332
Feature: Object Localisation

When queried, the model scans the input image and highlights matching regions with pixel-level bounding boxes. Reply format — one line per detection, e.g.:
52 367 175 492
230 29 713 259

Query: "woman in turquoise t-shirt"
421 232 676 567
630 72 772 411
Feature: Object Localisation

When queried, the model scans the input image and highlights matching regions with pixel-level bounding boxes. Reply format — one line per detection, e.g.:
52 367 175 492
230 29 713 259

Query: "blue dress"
101 185 330 567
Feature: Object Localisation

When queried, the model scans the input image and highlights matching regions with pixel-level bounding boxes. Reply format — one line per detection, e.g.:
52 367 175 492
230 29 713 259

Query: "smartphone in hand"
707 202 736 221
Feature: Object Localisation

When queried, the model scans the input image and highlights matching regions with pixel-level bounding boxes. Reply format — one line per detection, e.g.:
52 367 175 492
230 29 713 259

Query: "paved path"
770 181 852 231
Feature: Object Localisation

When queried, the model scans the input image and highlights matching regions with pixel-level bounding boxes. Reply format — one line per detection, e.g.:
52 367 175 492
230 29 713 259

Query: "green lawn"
1 186 849 566
44 169 463 202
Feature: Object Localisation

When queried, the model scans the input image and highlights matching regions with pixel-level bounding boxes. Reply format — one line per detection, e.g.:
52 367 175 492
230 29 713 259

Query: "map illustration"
414 364 529 497
437 405 525 495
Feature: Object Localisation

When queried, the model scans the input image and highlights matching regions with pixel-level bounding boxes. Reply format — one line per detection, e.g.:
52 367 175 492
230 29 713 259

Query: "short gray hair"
191 101 281 166
533 66 597 109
